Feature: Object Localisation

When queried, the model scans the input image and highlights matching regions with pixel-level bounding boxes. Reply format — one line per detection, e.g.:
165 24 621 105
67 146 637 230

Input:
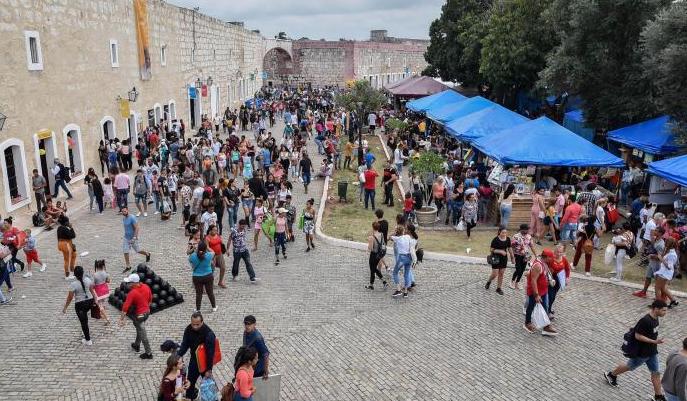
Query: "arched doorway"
100 116 116 142
0 138 31 212
154 103 162 125
168 100 177 121
62 124 84 180
263 47 294 86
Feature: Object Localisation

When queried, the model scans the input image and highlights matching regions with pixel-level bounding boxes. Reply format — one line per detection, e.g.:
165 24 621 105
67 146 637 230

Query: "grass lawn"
322 136 687 293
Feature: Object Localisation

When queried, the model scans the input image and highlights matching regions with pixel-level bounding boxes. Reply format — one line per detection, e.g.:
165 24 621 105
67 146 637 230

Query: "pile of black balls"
108 263 183 314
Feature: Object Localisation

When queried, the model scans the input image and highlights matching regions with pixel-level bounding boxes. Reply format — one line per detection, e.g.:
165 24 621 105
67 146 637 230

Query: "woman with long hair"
303 198 317 252
231 346 258 401
365 221 388 290
499 184 515 228
432 176 446 218
189 241 217 312
158 354 190 401
485 226 514 295
56 215 77 279
461 193 479 241
61 266 97 345
655 238 679 308
92 259 111 324
205 225 227 288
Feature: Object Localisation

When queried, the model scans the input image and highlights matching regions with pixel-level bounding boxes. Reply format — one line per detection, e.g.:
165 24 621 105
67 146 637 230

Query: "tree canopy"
335 80 387 115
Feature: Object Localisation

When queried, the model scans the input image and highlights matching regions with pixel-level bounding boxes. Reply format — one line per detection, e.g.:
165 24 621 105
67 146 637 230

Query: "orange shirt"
234 367 254 398
205 234 223 255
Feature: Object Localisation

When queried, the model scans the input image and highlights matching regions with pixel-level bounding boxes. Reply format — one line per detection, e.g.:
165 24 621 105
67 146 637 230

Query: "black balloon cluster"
108 263 183 314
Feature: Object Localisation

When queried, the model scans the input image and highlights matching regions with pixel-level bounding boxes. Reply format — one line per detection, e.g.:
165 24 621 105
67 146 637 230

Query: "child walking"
92 259 111 324
22 228 46 278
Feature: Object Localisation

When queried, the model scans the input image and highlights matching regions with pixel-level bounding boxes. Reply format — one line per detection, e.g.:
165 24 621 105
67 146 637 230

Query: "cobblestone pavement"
0 124 685 401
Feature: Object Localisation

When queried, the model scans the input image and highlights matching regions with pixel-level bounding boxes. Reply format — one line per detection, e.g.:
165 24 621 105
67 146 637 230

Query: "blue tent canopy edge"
647 155 687 188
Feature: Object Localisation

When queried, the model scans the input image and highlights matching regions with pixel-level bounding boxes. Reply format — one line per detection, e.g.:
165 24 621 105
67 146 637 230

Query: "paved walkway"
0 123 685 401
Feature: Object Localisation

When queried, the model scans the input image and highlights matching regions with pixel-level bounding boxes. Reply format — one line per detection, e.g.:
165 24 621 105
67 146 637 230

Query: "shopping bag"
199 377 220 401
261 215 276 240
604 244 616 265
532 302 551 330
456 219 466 231
297 213 305 230
557 270 567 291
196 338 222 372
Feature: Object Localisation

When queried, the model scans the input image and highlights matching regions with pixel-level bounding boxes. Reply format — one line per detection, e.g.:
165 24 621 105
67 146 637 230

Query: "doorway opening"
0 139 30 211
63 124 84 178
190 97 200 129
101 118 115 142
35 132 57 192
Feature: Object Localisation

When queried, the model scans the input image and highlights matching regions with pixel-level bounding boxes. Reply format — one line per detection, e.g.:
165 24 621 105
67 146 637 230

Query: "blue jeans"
116 189 128 209
52 179 73 198
364 188 375 209
315 139 324 155
302 172 311 187
620 182 631 206
395 162 403 176
500 204 512 228
227 206 236 229
233 393 253 401
0 261 12 291
525 293 549 324
561 223 577 242
392 254 412 288
665 392 680 401
626 354 660 373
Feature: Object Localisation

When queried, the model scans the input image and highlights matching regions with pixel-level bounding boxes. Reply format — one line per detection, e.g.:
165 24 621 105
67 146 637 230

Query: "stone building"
0 0 264 216
263 30 429 89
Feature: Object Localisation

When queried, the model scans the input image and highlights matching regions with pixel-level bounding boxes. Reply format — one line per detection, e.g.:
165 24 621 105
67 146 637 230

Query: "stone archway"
263 47 294 86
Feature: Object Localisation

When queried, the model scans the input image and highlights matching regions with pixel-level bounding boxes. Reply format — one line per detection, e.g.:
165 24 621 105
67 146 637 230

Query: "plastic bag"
456 219 466 231
604 244 616 265
557 270 567 292
199 377 220 401
532 302 551 330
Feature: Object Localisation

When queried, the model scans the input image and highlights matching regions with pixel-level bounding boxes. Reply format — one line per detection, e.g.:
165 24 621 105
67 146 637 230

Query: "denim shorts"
135 194 146 204
626 354 660 373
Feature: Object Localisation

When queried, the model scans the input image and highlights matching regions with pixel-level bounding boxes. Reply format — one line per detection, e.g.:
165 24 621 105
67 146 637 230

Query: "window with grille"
24 31 43 70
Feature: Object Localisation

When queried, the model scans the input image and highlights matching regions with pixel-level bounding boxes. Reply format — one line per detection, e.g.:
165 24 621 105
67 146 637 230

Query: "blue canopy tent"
445 104 529 143
647 155 687 187
562 109 594 142
406 90 466 113
471 117 625 167
426 96 494 125
607 116 680 155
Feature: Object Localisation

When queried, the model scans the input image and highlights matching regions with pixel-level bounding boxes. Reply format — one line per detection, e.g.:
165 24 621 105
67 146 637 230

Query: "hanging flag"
119 98 130 118
201 84 208 97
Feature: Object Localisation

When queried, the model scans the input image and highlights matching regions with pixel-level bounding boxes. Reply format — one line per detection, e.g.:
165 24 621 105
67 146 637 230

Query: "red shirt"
560 202 582 227
404 198 415 212
364 170 378 190
526 260 549 296
122 284 152 315
549 257 571 278
206 234 223 255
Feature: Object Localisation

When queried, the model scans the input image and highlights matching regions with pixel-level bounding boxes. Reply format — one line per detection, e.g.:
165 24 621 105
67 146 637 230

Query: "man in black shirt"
177 312 217 400
382 162 397 207
604 300 668 401
299 153 314 194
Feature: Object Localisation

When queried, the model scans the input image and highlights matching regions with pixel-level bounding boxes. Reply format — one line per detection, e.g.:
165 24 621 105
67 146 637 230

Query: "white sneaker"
66 274 75 280
135 212 141 217
250 278 260 284
81 339 93 346
609 277 621 282
585 272 591 277
143 212 148 217
211 307 218 312
22 272 32 278
40 264 46 272
154 211 159 215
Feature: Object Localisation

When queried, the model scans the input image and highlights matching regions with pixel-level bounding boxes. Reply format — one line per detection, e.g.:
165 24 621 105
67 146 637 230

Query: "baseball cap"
541 249 554 258
124 273 140 283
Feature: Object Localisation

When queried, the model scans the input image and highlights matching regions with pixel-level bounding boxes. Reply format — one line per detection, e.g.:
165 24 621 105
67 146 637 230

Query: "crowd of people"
0 84 685 401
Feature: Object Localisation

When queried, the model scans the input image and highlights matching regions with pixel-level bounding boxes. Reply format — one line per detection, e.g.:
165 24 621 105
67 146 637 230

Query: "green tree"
423 0 492 86
540 0 671 130
335 80 387 115
641 1 687 141
479 0 557 106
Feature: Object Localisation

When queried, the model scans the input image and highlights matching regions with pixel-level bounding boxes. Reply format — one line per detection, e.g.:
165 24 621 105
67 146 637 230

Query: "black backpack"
373 235 386 259
32 212 44 227
59 163 71 183
621 327 639 358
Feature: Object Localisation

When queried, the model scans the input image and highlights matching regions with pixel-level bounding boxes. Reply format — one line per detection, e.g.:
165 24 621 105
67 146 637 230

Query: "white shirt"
656 249 677 280
643 219 657 241
393 148 405 164
391 234 412 254
51 165 61 176
368 113 377 126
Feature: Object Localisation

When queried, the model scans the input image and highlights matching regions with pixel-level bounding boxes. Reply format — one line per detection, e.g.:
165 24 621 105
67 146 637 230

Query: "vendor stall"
445 103 529 143
562 109 594 142
472 116 625 229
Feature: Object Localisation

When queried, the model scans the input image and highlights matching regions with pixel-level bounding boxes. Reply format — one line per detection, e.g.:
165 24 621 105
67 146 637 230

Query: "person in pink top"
113 167 131 210
560 197 586 245
273 208 288 265
232 346 258 401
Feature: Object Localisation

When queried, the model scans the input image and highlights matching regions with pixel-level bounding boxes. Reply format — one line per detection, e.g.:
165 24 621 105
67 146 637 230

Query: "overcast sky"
166 0 445 40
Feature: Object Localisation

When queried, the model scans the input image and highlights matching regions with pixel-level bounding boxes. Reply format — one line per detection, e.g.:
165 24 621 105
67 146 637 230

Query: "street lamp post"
357 101 364 167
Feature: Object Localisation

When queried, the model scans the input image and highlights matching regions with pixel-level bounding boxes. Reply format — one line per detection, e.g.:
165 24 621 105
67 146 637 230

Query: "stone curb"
317 142 687 299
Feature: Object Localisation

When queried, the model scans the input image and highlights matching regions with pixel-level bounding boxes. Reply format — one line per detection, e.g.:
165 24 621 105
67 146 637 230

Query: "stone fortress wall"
0 2 428 218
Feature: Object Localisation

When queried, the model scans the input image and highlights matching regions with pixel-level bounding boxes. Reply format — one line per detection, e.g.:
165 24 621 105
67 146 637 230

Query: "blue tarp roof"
647 155 687 187
607 116 680 155
471 117 625 167
406 90 466 113
445 104 529 143
427 96 494 124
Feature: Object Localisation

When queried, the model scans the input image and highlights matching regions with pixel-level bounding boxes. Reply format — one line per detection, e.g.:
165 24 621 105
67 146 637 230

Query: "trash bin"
338 181 348 202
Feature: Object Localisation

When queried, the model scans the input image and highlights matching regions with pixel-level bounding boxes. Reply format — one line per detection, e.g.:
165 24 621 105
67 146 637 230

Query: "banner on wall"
188 87 197 99
201 85 208 97
119 98 130 118
133 0 152 80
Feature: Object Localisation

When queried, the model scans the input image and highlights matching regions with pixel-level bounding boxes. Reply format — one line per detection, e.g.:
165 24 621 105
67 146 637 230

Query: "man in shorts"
121 206 151 273
604 300 669 401
634 226 665 298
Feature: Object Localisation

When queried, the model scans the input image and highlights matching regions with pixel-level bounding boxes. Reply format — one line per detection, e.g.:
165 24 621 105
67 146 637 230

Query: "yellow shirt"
419 121 426 133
